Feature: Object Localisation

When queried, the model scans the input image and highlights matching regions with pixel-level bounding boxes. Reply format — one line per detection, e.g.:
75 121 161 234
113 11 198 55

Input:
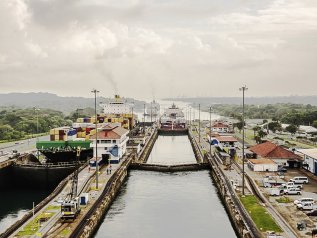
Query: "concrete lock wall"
70 155 134 238
207 155 261 238
137 129 158 163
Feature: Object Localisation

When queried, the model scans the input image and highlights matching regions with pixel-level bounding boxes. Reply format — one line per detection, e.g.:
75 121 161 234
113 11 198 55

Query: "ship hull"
39 148 93 163
13 164 78 189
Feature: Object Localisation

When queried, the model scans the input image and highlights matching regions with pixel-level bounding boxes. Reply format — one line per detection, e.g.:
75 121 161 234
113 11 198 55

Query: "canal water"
147 135 197 164
0 188 50 232
94 135 237 238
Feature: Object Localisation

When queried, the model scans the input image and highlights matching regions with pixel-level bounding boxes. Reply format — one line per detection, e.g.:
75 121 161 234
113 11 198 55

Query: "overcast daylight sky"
0 0 317 100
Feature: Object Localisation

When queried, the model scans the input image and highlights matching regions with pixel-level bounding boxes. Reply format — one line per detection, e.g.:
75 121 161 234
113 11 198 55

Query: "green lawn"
240 195 282 233
17 212 54 237
276 197 291 203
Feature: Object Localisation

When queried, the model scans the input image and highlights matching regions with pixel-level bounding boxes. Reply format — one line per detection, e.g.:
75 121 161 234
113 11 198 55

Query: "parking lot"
250 168 317 237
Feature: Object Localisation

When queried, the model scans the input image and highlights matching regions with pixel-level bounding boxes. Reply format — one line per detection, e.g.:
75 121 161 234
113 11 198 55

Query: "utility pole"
209 107 212 157
143 103 146 133
189 108 191 127
91 89 99 190
33 107 40 140
150 101 153 123
198 104 201 143
239 85 248 196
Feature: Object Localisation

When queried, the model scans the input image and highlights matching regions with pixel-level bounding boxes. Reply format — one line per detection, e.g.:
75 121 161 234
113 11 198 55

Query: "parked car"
297 202 314 210
306 209 317 216
278 167 287 173
289 177 309 184
294 198 314 205
269 187 282 196
283 187 301 195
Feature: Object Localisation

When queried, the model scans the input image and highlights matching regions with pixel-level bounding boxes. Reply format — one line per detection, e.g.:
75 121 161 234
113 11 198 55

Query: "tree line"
0 107 72 141
210 103 317 127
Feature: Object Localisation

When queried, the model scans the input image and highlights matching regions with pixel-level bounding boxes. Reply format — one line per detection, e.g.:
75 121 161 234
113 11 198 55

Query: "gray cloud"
0 0 317 99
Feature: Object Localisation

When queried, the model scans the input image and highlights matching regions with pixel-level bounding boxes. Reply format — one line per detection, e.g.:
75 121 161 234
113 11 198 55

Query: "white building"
247 159 278 172
297 148 317 175
211 121 232 133
90 124 129 164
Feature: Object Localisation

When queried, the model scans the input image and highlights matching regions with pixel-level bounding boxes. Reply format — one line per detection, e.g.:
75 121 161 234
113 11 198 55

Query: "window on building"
101 140 111 143
112 140 116 143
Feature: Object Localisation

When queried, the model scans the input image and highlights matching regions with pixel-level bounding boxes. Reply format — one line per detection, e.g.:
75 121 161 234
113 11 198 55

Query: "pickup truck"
283 187 301 195
262 176 285 188
281 182 302 189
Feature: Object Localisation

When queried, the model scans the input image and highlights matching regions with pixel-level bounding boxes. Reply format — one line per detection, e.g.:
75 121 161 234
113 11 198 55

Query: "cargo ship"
99 94 137 130
36 95 137 163
159 103 187 134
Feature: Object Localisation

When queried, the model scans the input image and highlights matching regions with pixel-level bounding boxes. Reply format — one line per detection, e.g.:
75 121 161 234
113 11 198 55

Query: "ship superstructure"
159 103 187 133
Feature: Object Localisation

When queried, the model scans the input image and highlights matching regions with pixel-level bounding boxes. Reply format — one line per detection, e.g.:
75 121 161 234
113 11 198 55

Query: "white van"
297 202 315 210
269 188 282 196
289 177 309 184
294 198 314 205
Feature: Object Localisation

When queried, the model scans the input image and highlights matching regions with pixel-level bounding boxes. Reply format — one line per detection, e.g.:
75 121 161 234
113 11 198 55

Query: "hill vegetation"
0 107 71 141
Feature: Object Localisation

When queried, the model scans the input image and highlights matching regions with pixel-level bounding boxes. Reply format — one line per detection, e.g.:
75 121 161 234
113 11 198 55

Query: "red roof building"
211 121 233 133
249 141 302 168
90 124 129 162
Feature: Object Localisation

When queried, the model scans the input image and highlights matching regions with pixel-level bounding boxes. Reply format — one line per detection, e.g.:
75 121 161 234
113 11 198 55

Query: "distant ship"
145 100 160 118
159 103 187 134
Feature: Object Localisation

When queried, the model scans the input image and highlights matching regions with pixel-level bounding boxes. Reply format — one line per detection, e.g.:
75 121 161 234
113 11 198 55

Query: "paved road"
0 135 49 163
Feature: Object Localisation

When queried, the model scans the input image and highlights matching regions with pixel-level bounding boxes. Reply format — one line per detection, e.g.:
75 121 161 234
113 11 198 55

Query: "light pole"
239 85 248 196
209 106 212 157
198 104 201 143
143 103 146 133
33 107 40 141
92 89 99 190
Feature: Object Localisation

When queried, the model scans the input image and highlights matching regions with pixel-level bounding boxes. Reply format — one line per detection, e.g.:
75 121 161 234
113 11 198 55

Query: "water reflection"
94 171 237 238
0 188 50 231
147 136 197 165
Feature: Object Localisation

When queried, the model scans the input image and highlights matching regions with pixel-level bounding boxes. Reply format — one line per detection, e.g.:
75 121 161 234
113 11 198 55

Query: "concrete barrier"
188 129 203 163
207 156 261 238
138 129 158 163
130 162 209 172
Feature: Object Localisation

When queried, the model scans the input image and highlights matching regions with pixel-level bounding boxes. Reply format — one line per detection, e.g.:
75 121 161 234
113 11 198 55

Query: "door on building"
102 154 110 165
314 162 317 175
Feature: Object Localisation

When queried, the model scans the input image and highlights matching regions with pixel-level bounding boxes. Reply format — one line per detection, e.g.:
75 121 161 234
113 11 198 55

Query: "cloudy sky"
0 0 317 100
